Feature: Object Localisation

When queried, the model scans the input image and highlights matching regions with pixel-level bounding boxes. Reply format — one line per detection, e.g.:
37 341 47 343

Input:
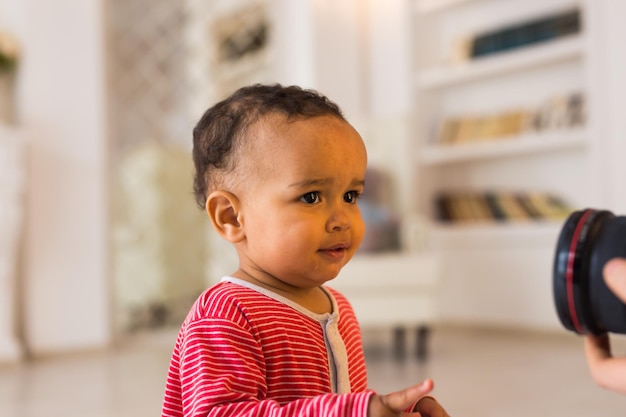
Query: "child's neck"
232 270 333 314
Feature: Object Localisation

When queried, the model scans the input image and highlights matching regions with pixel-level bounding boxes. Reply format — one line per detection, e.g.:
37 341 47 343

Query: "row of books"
469 9 580 60
435 191 572 223
436 92 585 145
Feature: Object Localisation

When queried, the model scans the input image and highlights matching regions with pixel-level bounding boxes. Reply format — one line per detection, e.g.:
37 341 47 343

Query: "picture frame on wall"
210 1 273 98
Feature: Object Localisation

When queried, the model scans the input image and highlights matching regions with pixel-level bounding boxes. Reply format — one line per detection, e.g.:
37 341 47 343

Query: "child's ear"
205 190 245 243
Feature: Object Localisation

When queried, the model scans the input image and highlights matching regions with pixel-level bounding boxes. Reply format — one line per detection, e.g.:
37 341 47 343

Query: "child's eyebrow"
288 178 333 189
350 179 365 188
288 178 365 189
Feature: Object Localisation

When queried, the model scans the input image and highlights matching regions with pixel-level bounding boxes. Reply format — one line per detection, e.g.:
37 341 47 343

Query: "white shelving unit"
413 0 594 228
332 252 441 359
411 0 602 330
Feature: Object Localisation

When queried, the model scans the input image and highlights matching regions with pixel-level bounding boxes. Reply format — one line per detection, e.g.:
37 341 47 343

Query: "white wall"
284 0 416 217
600 0 626 213
3 0 626 357
10 0 110 356
271 0 315 87
362 0 415 217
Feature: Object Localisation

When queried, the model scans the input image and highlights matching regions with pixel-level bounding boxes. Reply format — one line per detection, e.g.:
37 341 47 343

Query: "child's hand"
368 379 450 416
412 395 450 417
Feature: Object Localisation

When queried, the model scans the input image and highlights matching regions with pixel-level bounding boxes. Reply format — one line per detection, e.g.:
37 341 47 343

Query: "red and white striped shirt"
161 277 374 417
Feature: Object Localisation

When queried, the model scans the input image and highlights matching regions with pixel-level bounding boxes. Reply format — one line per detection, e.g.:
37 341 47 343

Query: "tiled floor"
364 326 625 416
0 325 624 416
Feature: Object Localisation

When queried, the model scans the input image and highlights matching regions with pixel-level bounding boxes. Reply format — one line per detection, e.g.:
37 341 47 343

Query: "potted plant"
0 29 19 124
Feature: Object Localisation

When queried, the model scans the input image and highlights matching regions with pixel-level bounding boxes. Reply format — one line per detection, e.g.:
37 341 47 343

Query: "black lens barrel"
553 208 626 335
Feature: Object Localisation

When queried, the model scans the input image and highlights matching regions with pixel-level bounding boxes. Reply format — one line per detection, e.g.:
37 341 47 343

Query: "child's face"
233 114 367 291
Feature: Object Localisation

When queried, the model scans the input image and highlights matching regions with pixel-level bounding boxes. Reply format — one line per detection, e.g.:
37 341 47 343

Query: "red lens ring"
566 209 594 334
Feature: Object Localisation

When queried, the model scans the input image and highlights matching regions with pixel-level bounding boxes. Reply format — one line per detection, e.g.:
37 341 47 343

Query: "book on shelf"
435 110 532 145
493 193 532 221
434 92 585 146
525 192 572 220
483 192 507 221
469 8 581 59
435 191 573 224
531 92 586 131
515 194 542 220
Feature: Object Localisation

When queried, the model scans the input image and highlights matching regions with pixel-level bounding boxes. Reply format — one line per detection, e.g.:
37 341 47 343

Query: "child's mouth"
319 245 348 260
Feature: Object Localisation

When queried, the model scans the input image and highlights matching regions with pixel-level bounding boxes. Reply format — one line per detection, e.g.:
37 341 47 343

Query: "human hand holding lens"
553 210 626 394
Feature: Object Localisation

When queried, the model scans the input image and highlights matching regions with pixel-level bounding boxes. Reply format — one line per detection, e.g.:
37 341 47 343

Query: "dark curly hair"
192 83 346 209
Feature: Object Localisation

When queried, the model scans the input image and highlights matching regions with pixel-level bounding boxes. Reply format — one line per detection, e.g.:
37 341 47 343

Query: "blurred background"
1 0 626 415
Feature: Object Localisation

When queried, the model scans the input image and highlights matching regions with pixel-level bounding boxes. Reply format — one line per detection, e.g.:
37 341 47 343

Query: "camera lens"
553 208 626 335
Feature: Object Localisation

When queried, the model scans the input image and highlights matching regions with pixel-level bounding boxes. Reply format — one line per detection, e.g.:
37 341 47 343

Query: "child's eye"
344 191 361 204
300 192 321 204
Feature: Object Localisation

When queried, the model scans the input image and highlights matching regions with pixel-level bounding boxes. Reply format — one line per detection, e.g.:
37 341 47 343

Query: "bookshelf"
411 0 601 329
413 0 592 229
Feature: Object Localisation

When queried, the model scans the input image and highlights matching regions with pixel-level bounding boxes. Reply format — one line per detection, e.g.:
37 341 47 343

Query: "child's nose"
327 205 351 231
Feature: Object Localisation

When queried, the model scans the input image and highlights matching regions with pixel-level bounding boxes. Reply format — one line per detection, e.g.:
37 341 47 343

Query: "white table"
331 252 441 360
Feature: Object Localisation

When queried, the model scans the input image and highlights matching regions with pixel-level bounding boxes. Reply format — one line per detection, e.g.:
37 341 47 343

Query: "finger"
380 379 434 412
584 334 611 362
415 396 449 417
584 339 626 394
604 258 626 303
584 334 611 373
